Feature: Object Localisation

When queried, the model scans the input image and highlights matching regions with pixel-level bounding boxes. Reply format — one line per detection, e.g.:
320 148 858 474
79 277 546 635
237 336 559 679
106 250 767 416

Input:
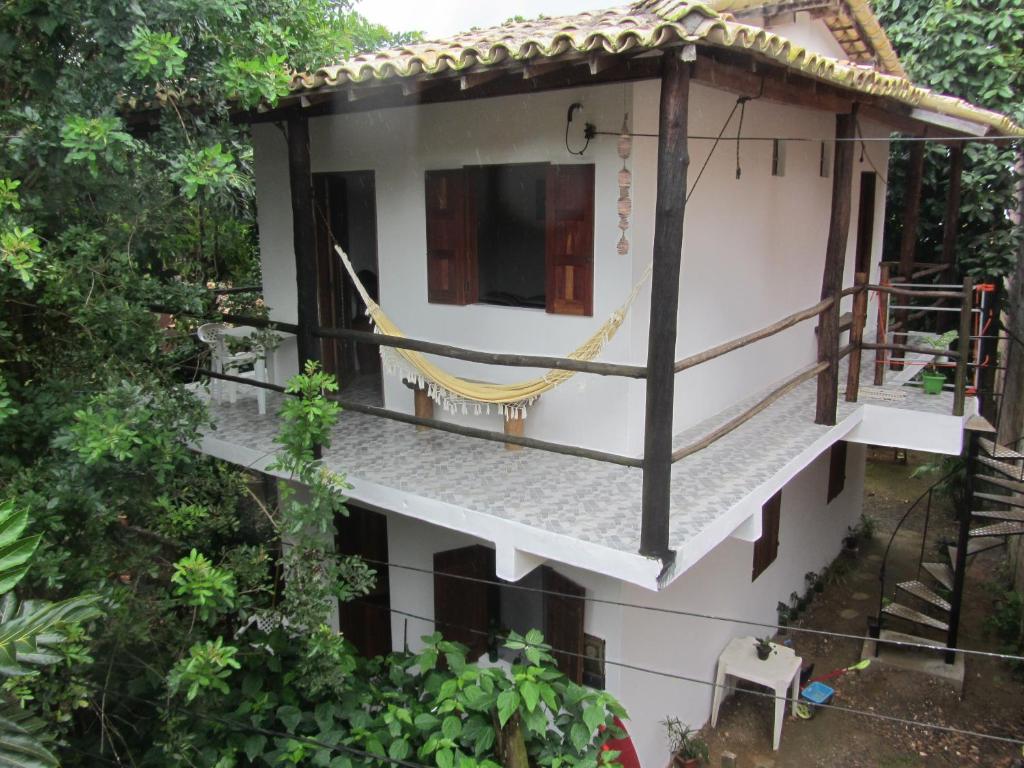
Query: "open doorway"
313 171 382 405
335 504 391 658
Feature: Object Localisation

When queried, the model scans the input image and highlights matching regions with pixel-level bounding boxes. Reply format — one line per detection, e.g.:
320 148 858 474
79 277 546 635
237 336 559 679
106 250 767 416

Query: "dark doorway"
855 171 877 275
335 504 391 658
313 172 382 403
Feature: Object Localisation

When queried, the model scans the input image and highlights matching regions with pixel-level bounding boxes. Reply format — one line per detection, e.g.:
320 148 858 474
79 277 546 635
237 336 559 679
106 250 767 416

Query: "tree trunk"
493 710 529 768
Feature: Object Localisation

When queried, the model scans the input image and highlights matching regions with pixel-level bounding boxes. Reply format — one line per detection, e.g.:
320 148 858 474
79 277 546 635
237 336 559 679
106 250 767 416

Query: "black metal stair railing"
876 464 962 639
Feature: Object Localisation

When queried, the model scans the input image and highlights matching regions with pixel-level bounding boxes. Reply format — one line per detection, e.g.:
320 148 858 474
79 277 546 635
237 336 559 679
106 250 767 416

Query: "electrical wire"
354 556 1024 664
352 600 1024 749
591 131 1023 144
685 97 745 202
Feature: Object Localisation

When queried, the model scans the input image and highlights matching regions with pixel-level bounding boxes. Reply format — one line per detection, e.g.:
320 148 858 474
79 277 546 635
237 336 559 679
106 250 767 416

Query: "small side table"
709 636 802 750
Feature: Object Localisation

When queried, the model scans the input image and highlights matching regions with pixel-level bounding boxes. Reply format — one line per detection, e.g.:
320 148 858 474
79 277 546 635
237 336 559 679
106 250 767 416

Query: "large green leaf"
0 594 102 677
0 704 57 768
0 502 28 550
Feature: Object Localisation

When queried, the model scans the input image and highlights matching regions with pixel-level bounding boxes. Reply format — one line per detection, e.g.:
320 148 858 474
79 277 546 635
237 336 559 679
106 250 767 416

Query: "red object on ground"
601 717 642 768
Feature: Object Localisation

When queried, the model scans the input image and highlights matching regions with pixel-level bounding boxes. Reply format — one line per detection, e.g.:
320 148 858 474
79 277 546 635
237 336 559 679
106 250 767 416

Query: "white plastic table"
709 636 802 750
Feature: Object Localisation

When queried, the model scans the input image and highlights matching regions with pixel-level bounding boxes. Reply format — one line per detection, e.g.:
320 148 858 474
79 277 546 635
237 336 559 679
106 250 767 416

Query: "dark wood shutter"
335 505 391 658
545 165 594 316
827 441 848 503
752 491 782 581
541 566 585 683
433 545 496 659
425 170 471 305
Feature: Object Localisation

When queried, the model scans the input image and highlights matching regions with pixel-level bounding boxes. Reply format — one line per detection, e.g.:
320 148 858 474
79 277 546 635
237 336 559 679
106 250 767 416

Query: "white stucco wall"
252 79 891 456
613 441 865 767
624 80 891 451
374 443 865 768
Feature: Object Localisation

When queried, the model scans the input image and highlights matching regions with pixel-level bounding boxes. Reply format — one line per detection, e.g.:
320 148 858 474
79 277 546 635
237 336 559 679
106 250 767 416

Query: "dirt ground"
700 449 1024 768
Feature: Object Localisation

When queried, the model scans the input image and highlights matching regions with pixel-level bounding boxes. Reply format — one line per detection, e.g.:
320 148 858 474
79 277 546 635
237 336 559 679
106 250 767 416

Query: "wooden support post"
873 263 890 386
893 141 925 366
815 107 857 426
640 52 690 561
953 275 974 417
940 144 965 269
287 116 322 457
845 272 868 402
287 116 322 370
898 141 925 281
413 386 433 432
504 411 524 452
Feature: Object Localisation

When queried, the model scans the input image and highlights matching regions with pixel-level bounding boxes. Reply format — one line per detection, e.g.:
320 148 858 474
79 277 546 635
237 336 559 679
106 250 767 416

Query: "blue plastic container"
800 681 835 716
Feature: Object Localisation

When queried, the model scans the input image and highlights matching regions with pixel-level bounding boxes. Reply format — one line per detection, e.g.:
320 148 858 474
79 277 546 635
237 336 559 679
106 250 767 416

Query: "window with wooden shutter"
827 441 848 503
545 164 595 316
424 164 594 316
433 545 497 660
425 170 471 305
752 491 782 581
541 566 585 683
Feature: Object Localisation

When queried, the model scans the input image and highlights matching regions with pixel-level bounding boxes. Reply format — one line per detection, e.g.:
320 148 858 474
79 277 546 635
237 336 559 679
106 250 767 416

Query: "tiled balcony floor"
195 354 964 585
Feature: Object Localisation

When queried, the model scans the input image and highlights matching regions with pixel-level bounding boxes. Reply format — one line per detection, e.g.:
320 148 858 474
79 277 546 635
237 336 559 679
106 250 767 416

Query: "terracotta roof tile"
287 0 1022 137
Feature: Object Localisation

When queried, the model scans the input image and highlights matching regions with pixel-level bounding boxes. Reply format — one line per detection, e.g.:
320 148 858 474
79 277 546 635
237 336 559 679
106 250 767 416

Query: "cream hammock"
335 246 650 418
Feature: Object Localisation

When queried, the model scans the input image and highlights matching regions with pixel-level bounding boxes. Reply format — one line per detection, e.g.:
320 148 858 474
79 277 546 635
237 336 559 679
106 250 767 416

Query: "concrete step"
876 628 949 655
972 507 1024 523
978 438 1024 462
974 474 1024 495
973 491 1024 510
882 601 949 632
948 537 1005 563
896 580 951 612
922 562 954 591
976 455 1024 481
969 522 1024 538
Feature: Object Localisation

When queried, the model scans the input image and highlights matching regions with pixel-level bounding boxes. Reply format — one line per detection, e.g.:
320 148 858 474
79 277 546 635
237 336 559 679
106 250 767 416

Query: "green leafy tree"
0 500 100 767
874 0 1024 277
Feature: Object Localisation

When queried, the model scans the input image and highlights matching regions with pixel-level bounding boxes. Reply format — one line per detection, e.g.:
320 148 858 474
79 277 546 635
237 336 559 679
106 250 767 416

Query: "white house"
192 1 1023 763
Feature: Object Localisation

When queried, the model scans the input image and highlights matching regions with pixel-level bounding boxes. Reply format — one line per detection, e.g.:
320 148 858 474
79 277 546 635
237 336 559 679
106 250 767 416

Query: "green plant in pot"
754 635 775 660
663 717 710 767
920 330 958 395
805 571 823 594
777 601 791 633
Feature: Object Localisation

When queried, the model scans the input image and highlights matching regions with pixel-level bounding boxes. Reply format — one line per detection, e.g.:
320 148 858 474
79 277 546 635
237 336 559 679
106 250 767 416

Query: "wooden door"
335 505 391 658
542 566 585 683
313 172 379 386
433 545 496 660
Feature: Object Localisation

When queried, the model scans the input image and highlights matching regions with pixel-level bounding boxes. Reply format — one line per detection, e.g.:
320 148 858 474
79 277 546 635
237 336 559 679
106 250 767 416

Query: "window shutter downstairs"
752 491 782 581
545 165 595 316
541 566 585 683
433 545 496 661
425 169 471 305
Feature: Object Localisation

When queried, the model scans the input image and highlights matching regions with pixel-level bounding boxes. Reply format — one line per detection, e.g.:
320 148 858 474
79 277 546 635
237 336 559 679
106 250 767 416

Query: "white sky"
355 0 605 40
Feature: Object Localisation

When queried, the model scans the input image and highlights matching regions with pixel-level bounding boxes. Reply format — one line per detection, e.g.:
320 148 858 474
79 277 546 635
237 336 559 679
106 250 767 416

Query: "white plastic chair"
197 322 267 415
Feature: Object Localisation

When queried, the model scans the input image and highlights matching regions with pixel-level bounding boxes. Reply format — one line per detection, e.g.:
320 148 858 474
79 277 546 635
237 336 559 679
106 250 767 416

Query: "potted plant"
789 591 801 620
754 636 775 660
777 601 791 634
662 717 709 768
842 524 860 554
805 571 823 594
920 330 958 395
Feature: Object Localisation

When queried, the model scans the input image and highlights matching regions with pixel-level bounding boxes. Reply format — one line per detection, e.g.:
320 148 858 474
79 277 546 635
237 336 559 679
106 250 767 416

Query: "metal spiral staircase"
877 420 1024 663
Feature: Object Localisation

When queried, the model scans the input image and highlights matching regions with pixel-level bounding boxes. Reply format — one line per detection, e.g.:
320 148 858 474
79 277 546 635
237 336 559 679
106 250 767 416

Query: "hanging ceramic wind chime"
617 114 632 256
